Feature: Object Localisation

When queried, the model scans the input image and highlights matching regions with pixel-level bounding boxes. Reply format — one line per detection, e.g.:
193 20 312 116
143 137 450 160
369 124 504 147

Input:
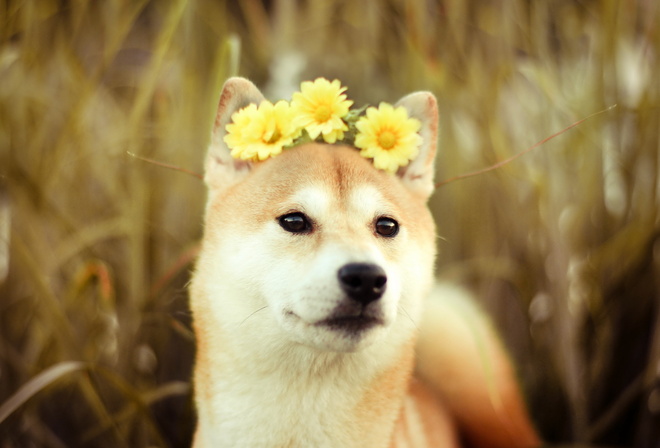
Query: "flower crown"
224 78 422 174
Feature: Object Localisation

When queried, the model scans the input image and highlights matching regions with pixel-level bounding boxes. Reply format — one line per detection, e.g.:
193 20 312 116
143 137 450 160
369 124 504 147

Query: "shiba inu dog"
189 77 540 447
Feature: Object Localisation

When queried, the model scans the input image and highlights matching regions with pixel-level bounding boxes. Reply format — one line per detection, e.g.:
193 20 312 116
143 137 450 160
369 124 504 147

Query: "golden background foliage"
1 1 658 446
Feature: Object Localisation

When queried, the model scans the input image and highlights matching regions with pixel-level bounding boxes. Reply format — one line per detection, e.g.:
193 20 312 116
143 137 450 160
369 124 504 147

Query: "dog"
189 77 540 447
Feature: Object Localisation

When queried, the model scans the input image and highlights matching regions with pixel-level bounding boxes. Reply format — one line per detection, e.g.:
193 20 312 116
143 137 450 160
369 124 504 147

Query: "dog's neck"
192 300 415 448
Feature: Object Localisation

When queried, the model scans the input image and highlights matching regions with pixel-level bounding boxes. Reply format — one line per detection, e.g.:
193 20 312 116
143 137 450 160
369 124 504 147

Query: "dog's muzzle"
337 263 387 304
310 263 387 337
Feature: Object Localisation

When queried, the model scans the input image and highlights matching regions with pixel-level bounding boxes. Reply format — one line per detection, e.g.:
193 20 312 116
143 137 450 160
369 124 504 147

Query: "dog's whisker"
398 305 419 331
240 305 269 325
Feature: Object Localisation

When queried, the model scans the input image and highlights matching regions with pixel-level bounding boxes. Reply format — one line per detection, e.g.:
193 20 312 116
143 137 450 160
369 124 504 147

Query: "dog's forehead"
285 183 390 216
257 144 401 212
210 143 433 236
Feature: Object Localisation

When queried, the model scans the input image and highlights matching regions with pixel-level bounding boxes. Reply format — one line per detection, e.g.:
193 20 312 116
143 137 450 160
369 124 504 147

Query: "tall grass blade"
0 361 87 424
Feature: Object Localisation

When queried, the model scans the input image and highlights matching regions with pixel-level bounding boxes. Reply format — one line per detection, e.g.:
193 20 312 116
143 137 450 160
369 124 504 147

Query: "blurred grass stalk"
1 0 659 447
0 190 8 284
1 0 233 445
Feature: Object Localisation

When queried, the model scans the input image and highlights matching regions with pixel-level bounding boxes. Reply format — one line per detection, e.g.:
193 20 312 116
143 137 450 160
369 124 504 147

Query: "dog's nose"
338 263 387 304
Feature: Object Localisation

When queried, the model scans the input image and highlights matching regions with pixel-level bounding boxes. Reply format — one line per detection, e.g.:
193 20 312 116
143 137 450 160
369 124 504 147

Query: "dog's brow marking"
287 186 332 217
349 185 388 216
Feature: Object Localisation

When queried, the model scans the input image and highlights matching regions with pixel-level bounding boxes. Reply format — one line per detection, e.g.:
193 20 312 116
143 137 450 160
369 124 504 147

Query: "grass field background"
1 1 658 446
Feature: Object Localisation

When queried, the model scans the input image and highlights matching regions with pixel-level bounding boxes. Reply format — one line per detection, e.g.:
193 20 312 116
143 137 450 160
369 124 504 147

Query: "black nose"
338 263 387 305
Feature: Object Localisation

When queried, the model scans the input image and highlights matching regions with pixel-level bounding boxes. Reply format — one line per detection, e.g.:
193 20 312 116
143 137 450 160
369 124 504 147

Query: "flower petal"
354 103 422 173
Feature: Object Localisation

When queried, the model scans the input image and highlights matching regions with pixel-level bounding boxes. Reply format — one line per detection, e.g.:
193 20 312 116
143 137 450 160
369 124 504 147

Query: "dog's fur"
190 77 540 447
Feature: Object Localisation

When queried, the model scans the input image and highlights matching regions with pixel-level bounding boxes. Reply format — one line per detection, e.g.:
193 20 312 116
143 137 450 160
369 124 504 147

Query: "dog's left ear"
395 92 439 200
205 77 266 191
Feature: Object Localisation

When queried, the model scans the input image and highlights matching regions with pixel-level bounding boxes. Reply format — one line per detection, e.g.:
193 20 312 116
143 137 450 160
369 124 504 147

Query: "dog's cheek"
397 243 436 323
253 233 324 312
379 266 403 325
266 249 343 322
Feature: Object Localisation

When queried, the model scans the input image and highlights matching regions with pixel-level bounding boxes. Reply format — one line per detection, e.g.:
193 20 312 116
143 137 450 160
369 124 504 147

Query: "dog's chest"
202 373 379 447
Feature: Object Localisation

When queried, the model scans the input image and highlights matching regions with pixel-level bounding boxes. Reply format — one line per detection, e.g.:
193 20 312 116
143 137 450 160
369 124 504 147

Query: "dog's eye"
375 217 399 237
278 212 312 234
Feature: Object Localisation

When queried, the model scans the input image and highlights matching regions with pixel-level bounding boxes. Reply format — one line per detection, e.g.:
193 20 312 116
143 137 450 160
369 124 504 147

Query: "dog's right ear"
205 77 266 191
394 91 438 201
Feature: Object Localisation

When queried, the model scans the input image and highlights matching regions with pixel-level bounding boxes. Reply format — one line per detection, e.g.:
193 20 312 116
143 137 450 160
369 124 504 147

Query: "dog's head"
194 78 438 353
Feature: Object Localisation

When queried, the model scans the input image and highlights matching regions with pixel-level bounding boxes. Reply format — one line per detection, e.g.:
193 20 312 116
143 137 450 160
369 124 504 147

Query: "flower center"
314 105 332 122
378 131 397 150
264 127 282 144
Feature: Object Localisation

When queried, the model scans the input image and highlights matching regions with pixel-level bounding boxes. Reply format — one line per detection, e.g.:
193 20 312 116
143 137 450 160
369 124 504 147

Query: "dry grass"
1 1 658 447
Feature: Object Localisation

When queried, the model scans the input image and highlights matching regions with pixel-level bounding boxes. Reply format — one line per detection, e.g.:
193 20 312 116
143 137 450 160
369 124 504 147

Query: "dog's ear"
205 77 266 190
395 92 439 200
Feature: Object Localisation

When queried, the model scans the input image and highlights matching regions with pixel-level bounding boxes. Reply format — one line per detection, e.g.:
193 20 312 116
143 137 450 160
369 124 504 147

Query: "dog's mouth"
283 305 389 351
316 313 383 334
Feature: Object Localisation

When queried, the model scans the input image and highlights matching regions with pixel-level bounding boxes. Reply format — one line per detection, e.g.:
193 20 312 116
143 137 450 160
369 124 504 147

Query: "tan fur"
416 285 540 448
190 77 540 447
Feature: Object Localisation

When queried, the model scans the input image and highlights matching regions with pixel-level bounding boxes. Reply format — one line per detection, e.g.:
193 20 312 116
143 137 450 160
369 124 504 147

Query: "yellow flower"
224 100 302 161
354 103 422 173
291 78 353 143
